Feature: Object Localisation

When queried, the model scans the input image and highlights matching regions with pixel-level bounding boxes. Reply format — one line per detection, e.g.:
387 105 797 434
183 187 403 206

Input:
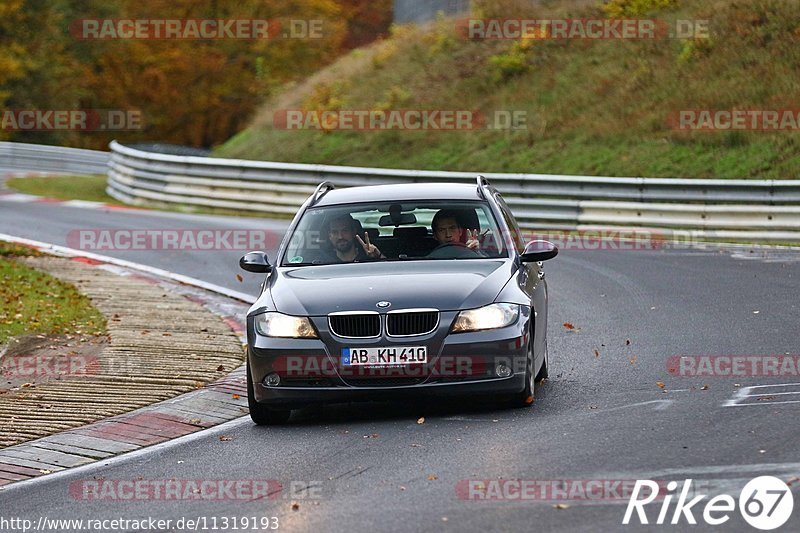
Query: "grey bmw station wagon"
239 177 558 424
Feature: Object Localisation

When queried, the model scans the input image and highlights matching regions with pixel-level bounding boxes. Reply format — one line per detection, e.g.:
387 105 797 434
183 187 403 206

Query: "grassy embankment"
0 243 105 346
217 0 800 179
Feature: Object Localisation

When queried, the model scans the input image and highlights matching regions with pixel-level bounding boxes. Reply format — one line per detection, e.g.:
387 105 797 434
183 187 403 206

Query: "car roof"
312 183 485 207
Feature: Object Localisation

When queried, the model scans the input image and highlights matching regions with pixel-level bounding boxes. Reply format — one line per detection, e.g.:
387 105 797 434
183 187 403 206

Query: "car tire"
512 344 535 408
246 362 291 425
535 339 549 382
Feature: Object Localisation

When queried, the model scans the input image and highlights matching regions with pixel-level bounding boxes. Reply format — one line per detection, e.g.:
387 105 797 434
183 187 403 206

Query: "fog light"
495 363 512 378
264 373 281 387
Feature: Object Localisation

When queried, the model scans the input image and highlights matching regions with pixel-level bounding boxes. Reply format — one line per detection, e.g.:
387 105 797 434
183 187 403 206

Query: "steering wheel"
428 242 480 259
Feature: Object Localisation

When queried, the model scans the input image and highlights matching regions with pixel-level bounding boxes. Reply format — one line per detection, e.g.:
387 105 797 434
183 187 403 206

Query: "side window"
494 193 525 253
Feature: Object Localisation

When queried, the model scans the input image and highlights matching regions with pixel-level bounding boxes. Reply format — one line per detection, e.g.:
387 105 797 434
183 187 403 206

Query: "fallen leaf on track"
417 417 425 424
629 356 637 365
553 503 570 510
219 435 232 441
236 274 243 283
656 381 666 389
563 322 575 330
593 350 600 358
427 474 438 481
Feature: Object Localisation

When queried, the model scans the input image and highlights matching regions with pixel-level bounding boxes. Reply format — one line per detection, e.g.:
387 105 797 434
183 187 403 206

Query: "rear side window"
494 193 525 253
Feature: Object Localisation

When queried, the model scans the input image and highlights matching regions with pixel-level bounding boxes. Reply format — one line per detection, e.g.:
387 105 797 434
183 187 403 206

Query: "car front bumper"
247 314 531 408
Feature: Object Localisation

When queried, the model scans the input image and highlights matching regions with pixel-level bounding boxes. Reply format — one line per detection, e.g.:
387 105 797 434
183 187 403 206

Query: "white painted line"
625 462 800 479
0 193 40 202
442 416 501 422
0 416 252 493
728 383 800 390
723 382 800 407
728 400 800 406
0 233 256 304
601 399 674 412
61 199 108 209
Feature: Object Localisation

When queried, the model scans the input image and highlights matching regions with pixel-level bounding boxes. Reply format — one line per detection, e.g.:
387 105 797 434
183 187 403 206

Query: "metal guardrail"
107 141 800 242
1 141 797 243
0 142 109 175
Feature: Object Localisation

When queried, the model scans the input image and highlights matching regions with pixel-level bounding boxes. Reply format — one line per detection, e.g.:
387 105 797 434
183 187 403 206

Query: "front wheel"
535 339 549 382
246 362 291 425
511 347 535 408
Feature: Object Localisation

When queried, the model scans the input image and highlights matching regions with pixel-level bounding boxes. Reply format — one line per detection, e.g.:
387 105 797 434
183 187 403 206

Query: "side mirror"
520 240 558 263
239 251 272 273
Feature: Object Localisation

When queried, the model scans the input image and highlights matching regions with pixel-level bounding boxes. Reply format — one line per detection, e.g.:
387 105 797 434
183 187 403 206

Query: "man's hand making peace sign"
465 229 481 251
355 232 384 259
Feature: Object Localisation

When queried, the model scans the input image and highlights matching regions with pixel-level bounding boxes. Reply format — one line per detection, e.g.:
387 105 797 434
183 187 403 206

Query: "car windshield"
281 201 508 266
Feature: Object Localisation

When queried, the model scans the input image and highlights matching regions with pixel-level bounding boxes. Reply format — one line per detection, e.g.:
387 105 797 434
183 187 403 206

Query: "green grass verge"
7 175 121 204
215 0 800 179
0 243 106 345
6 175 290 219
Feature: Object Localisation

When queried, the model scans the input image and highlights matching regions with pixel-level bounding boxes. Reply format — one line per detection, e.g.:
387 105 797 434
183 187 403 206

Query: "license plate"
342 346 427 366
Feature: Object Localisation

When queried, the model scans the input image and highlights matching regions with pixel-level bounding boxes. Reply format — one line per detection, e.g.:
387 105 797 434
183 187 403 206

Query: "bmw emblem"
376 301 391 309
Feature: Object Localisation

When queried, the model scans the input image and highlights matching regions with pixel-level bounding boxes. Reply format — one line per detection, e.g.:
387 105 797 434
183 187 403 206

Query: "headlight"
451 303 520 333
255 312 317 338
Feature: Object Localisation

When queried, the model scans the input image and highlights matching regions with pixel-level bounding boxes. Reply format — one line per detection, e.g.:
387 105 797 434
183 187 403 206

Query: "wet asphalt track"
1 197 799 532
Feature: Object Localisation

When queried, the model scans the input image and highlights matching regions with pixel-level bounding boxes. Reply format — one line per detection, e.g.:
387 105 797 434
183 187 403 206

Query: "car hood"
267 260 516 316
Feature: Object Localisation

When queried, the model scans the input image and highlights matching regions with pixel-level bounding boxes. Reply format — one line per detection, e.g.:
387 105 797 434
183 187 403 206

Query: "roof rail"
310 181 335 205
476 175 490 199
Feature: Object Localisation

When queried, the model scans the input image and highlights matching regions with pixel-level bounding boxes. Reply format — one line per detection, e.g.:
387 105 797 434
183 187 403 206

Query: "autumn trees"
0 0 391 148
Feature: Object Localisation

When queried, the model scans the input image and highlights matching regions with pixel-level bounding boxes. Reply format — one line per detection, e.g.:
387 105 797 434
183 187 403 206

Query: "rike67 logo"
624 476 794 530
